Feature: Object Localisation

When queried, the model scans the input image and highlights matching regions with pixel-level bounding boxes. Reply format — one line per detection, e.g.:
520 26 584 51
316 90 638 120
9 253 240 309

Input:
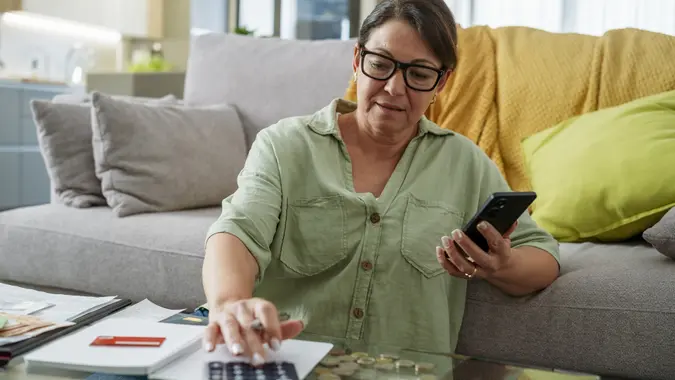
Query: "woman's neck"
339 112 416 161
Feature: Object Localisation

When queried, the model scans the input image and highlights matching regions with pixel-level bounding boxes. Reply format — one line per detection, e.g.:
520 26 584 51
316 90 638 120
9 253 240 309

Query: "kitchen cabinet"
0 80 76 211
20 0 164 38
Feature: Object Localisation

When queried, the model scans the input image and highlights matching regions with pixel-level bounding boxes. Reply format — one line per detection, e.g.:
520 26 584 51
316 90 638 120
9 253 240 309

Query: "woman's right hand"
202 298 305 365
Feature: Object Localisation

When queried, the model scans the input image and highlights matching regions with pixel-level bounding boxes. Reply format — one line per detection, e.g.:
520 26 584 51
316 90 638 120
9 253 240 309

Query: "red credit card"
90 336 166 347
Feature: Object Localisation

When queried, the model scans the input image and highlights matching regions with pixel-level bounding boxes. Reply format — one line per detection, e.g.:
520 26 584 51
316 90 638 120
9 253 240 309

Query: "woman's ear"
436 70 453 92
352 44 361 74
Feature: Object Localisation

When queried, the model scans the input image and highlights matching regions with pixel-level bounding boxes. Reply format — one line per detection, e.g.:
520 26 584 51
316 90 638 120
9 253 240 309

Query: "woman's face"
353 19 449 134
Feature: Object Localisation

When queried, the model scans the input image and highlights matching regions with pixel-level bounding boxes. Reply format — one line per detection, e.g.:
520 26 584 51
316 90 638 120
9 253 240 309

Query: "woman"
202 0 560 365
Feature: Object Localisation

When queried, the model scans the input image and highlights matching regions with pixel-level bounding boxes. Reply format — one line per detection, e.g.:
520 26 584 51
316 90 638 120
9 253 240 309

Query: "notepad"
150 339 334 380
23 317 205 376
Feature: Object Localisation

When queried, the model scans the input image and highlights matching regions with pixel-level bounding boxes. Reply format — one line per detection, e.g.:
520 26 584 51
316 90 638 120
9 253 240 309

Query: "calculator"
207 361 300 380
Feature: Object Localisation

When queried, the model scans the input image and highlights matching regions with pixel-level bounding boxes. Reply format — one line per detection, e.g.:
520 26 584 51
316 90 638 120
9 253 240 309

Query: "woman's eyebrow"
371 47 437 67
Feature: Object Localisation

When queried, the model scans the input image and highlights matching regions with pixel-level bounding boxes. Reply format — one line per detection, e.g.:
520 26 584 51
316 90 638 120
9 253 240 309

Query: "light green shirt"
206 98 559 353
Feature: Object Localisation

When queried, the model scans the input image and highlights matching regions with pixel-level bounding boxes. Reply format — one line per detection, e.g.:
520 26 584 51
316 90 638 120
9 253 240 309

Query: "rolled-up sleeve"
475 149 561 266
205 130 282 284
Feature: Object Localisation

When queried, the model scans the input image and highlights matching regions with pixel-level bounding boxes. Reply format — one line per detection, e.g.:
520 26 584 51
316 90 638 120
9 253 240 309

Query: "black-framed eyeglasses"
359 47 446 92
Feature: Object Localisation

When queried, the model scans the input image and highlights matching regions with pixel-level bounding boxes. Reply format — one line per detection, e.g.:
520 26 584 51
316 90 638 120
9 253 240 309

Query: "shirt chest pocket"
280 195 349 276
401 194 465 278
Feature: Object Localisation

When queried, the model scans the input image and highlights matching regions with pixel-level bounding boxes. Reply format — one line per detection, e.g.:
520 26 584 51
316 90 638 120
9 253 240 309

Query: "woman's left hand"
435 221 517 280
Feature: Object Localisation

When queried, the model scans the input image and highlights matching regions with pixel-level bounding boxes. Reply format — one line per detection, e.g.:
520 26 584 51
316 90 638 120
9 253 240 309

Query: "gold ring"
465 265 478 279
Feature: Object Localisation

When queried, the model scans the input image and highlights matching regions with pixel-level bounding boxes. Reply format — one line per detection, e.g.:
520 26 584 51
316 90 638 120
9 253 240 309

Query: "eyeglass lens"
362 53 439 91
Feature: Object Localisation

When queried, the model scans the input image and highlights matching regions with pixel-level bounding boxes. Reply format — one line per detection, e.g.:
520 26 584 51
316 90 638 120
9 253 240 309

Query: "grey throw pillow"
90 92 247 217
643 207 675 259
31 94 177 208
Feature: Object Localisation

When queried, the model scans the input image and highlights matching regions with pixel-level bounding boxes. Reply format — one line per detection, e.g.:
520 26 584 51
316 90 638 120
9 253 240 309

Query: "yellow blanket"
344 25 675 191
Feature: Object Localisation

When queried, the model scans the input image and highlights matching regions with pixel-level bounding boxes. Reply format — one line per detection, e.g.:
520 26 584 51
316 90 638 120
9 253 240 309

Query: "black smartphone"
461 191 537 253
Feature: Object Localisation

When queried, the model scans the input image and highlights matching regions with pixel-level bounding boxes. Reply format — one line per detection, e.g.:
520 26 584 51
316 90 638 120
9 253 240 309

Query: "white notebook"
150 339 334 380
23 317 205 376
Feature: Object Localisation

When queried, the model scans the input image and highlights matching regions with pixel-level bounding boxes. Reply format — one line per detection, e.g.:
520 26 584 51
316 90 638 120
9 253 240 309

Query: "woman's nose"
384 69 407 96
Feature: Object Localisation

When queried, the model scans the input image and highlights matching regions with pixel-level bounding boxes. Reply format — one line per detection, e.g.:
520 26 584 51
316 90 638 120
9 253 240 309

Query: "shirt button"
369 213 381 224
361 260 373 271
352 308 364 319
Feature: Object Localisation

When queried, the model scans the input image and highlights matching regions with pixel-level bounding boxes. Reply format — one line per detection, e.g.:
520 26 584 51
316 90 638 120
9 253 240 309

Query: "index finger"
254 302 282 351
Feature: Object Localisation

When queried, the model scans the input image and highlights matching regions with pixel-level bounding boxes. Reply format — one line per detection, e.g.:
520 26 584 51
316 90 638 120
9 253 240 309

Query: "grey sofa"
1 32 674 380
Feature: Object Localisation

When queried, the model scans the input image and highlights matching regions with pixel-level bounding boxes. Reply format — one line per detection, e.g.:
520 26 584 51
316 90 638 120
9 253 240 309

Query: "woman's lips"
376 102 404 112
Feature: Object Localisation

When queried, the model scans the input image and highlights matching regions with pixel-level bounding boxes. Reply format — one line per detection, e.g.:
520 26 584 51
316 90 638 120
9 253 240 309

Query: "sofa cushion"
0 204 220 309
31 94 177 208
458 241 675 380
521 89 675 242
183 33 355 149
90 92 247 217
643 207 675 259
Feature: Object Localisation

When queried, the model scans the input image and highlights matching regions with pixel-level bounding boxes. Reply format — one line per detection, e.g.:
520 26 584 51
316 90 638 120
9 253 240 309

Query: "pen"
250 312 290 332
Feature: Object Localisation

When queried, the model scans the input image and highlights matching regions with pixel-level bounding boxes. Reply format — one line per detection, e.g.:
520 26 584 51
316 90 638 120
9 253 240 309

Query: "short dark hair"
358 0 458 71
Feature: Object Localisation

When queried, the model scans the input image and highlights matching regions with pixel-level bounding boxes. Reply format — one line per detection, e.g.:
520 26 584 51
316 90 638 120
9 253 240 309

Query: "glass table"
298 336 601 380
1 337 603 380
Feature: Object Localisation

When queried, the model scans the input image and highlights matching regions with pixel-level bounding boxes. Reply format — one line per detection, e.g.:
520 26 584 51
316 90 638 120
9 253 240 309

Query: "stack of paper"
24 317 206 376
0 283 120 346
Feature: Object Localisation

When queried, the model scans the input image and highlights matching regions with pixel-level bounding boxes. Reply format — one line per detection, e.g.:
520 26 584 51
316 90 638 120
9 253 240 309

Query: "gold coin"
356 357 376 366
395 359 415 369
314 367 333 375
321 357 342 367
379 353 400 360
415 362 435 374
351 351 369 358
375 357 393 364
352 369 376 379
339 355 356 362
374 363 395 371
318 374 341 380
419 375 438 380
332 367 356 376
339 362 360 371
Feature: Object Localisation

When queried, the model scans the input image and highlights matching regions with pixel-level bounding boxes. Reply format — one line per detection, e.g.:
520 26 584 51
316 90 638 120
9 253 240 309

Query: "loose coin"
314 367 333 375
318 374 341 380
374 363 395 372
351 352 369 358
332 367 356 377
395 359 415 369
415 362 435 374
375 357 393 364
339 355 356 363
352 369 376 380
356 357 376 366
339 362 360 372
329 348 346 356
321 357 342 367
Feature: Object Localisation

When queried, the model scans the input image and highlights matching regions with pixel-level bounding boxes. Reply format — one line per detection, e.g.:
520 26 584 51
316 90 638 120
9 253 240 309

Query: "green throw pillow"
522 89 675 242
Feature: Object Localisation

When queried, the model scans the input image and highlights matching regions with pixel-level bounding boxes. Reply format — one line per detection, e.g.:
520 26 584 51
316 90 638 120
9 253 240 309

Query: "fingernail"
231 343 243 355
441 236 451 248
203 341 214 352
452 229 463 240
270 338 281 351
478 222 488 230
252 353 265 366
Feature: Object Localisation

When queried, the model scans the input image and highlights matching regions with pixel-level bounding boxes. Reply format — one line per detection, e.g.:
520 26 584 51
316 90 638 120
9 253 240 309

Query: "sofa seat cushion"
458 241 675 380
0 204 220 309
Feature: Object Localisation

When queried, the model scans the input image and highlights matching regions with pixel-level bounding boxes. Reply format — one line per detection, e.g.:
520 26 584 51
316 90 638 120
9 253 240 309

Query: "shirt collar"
308 98 455 138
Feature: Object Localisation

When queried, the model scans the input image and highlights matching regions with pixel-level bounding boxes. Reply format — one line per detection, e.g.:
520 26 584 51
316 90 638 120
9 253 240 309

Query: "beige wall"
360 0 380 24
